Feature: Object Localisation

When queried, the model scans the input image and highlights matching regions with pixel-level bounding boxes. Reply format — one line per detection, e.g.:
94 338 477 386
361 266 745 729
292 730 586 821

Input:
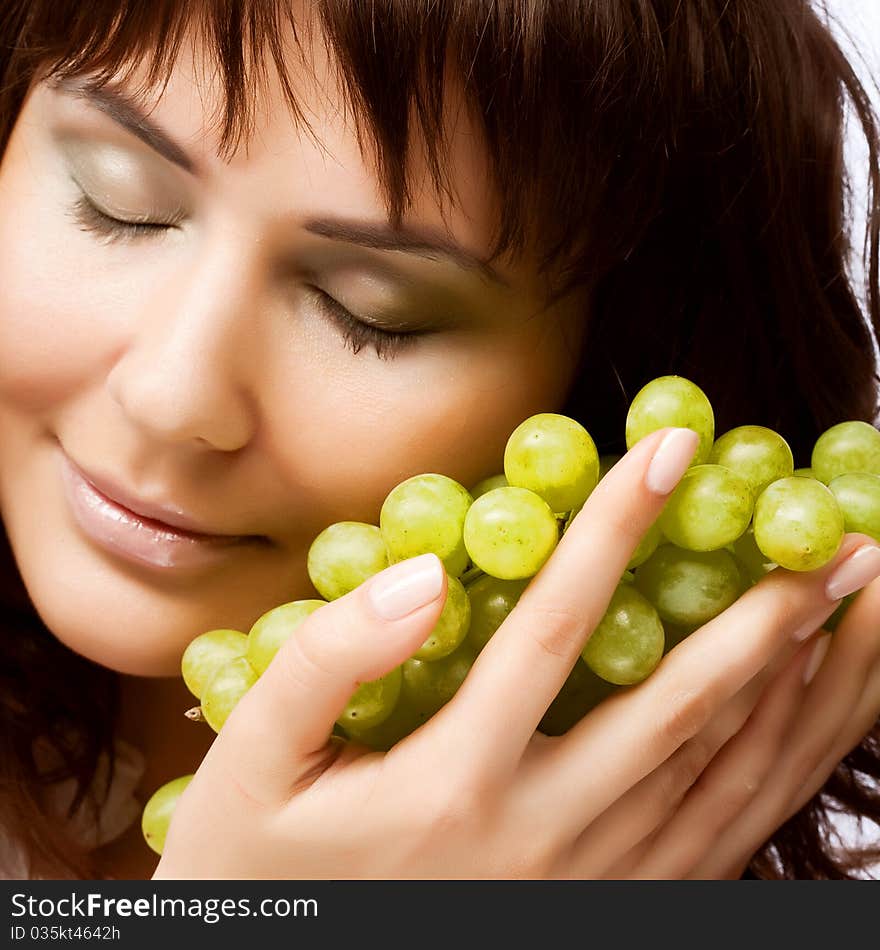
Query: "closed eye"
68 192 182 243
69 190 422 360
309 287 420 360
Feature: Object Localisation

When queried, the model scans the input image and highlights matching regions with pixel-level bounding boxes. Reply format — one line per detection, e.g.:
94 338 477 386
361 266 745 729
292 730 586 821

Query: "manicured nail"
825 544 880 602
792 616 823 643
367 554 445 620
804 633 832 686
645 428 700 495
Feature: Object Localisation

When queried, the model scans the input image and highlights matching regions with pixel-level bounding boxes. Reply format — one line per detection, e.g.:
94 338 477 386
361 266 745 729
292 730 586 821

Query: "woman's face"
0 27 586 676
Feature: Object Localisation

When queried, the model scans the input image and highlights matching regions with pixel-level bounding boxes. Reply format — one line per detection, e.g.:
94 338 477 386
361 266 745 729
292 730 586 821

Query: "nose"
106 236 263 452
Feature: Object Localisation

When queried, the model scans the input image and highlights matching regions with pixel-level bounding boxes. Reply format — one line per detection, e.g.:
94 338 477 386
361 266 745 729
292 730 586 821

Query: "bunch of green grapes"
142 376 880 854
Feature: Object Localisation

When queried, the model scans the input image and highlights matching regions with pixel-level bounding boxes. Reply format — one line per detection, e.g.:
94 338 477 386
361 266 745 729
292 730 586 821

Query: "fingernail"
825 544 880 601
645 428 700 495
367 553 445 620
803 633 832 686
792 616 823 643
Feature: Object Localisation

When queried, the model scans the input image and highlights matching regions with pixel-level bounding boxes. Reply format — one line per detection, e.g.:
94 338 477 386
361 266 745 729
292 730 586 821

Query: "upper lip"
65 453 263 541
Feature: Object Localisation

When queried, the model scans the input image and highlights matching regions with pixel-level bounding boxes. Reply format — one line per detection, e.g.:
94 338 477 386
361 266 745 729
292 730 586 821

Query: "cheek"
0 144 133 413
276 318 576 527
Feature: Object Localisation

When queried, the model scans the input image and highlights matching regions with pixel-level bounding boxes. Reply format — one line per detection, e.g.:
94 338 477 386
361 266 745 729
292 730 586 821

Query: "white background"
827 0 880 304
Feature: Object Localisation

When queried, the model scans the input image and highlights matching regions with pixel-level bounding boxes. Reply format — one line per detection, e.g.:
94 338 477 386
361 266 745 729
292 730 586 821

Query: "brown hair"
1 0 879 878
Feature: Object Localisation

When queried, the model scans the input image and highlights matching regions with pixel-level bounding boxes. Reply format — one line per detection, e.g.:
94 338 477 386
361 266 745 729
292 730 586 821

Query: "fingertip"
365 553 447 621
645 428 700 495
803 633 832 685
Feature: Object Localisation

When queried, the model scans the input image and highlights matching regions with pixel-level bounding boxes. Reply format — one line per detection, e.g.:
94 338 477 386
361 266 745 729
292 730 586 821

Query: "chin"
62 639 179 678
31 592 187 677
9 543 201 676
0 446 306 679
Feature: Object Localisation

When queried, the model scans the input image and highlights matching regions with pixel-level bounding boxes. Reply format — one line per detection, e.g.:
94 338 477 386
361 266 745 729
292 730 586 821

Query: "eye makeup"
66 187 424 360
68 190 184 243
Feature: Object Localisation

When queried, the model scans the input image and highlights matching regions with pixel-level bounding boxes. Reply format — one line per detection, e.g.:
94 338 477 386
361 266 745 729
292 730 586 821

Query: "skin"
0 18 583 877
152 430 880 880
1 17 879 880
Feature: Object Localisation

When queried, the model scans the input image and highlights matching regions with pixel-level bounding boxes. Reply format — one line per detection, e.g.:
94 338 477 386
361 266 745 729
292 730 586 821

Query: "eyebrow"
55 76 195 173
301 217 509 287
53 76 510 289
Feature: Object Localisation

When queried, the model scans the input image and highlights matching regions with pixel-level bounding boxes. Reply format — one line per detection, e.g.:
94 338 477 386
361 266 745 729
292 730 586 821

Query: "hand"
153 426 880 879
668 575 880 880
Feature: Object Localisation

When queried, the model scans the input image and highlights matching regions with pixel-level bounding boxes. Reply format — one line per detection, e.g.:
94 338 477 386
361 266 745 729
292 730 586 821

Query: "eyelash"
309 288 418 360
68 193 418 360
69 192 182 243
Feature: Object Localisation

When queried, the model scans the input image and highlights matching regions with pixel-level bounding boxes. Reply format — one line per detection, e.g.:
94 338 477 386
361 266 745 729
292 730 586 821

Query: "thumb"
213 553 447 802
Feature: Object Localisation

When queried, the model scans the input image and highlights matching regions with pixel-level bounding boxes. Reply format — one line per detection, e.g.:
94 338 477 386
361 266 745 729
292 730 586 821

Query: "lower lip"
59 452 262 571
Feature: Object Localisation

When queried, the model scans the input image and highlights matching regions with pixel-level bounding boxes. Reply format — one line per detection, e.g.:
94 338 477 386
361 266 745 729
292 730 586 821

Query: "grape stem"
461 565 486 588
184 705 205 723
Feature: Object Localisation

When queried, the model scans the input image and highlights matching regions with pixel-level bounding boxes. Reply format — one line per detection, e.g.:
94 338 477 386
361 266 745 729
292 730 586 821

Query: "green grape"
659 464 753 551
625 375 715 464
415 574 471 660
825 591 858 632
463 486 559 579
621 569 636 583
246 600 327 675
401 643 477 721
141 774 194 856
828 473 880 541
599 454 623 480
662 620 697 653
470 473 508 499
581 583 665 685
181 628 248 700
539 659 618 736
728 526 777 584
634 544 746 628
201 656 259 733
504 413 599 514
380 474 473 577
307 522 389 601
465 574 529 652
753 476 844 572
812 420 880 484
337 666 402 731
340 691 425 751
628 519 663 570
793 467 814 478
709 425 794 497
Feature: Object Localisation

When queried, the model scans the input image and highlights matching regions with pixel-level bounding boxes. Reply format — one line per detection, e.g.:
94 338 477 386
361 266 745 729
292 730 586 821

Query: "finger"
688 577 880 880
788 578 880 812
602 636 821 881
629 634 819 879
531 534 880 832
553 634 808 877
203 554 447 806
437 426 699 768
791 666 880 816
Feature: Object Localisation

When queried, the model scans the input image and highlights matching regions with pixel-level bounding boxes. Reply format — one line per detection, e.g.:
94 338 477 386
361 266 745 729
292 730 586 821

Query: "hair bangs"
4 1 686 300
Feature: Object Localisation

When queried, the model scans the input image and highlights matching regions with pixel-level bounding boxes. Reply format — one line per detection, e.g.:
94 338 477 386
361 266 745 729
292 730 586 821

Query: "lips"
59 448 269 571
60 448 267 543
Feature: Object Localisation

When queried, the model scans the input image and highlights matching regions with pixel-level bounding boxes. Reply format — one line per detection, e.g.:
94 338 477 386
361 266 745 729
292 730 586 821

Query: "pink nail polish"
825 545 880 601
792 617 822 643
645 428 700 495
803 634 832 686
367 554 445 620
